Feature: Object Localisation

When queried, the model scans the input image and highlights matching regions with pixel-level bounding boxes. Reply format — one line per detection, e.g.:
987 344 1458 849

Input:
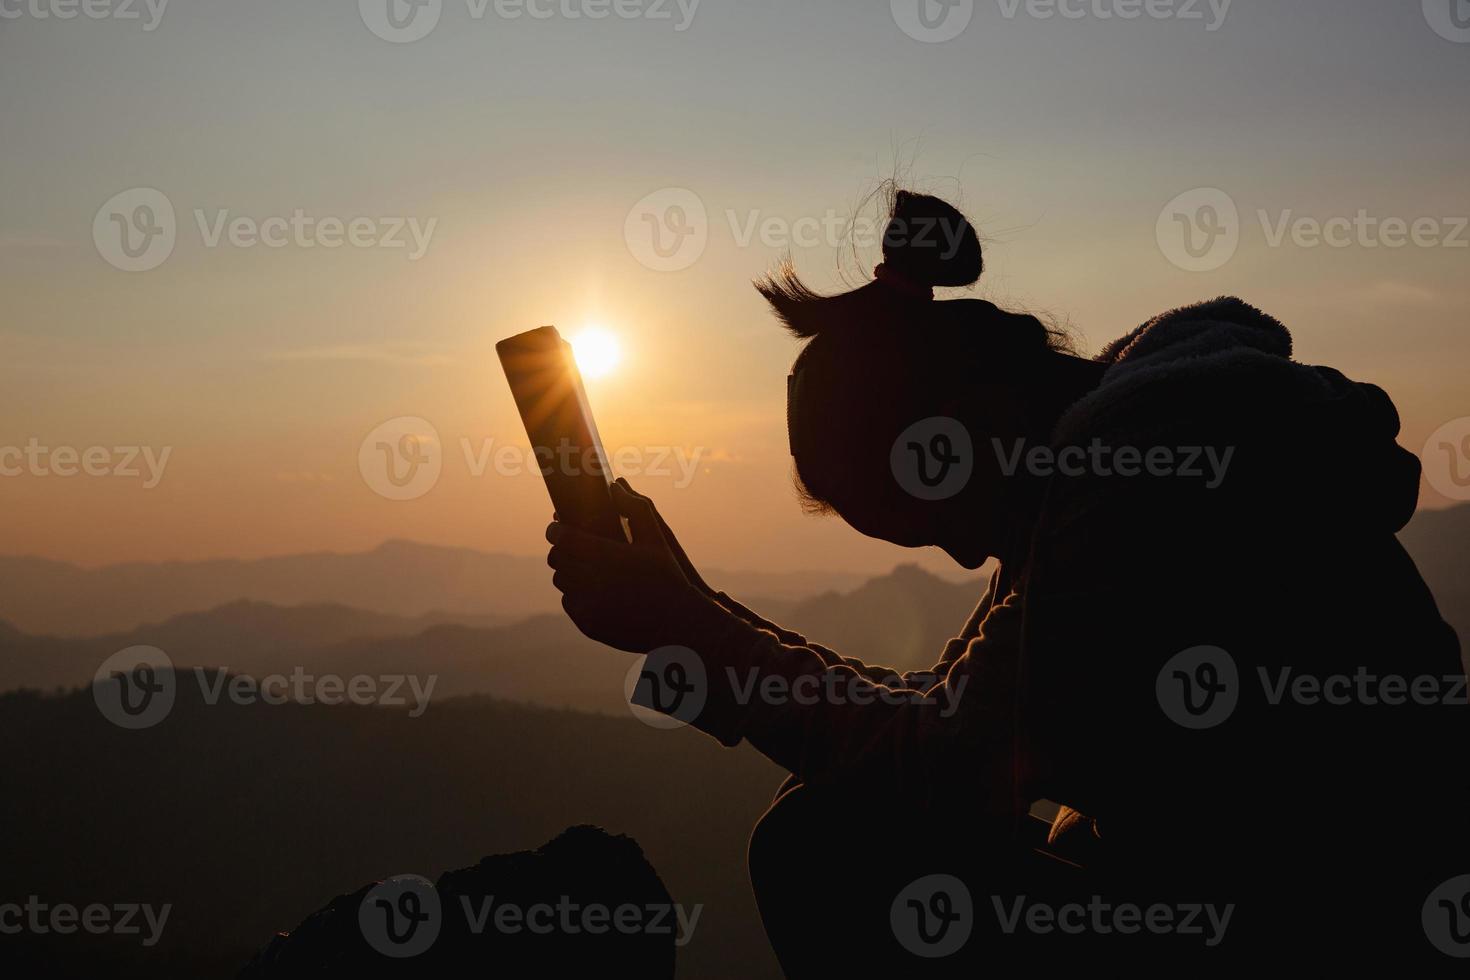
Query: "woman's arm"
628 476 998 686
640 587 1022 812
709 576 996 687
548 483 1019 808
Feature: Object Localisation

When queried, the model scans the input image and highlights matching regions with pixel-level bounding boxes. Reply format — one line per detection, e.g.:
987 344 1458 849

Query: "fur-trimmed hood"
1053 296 1422 533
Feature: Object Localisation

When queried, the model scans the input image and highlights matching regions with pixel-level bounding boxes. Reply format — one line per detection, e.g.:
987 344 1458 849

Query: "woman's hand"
546 479 727 653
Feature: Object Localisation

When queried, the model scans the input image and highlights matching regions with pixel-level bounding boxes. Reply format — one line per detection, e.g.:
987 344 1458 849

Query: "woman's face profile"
827 473 1000 571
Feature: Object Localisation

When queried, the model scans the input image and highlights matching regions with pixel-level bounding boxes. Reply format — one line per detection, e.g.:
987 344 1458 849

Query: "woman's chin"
940 545 988 570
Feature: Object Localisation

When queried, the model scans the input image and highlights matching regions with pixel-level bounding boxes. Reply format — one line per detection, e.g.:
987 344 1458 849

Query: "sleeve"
710 566 1004 687
635 577 1022 813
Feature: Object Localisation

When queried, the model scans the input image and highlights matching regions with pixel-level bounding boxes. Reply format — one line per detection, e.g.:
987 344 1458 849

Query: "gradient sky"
1 0 1466 574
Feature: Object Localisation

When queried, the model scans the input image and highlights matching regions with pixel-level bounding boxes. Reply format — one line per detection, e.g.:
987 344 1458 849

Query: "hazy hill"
0 540 867 637
0 685 784 979
1400 503 1470 646
0 566 978 703
0 601 501 695
776 563 986 669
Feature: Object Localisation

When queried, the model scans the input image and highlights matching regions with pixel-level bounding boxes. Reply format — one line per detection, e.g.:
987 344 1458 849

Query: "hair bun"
880 190 982 289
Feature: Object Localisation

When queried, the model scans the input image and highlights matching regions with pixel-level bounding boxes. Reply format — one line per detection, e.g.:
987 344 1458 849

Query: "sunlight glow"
570 327 622 379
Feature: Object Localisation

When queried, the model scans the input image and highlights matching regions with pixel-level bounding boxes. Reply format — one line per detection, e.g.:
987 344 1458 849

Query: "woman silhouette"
546 188 1464 972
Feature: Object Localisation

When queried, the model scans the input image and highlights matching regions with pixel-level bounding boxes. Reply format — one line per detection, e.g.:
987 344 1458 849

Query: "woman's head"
757 189 1080 568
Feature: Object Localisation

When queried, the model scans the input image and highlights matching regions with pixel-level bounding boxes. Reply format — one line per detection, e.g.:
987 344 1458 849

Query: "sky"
1 0 1467 574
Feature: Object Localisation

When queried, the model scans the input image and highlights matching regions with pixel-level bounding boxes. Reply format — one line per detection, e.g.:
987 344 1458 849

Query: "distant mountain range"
1398 503 1470 645
0 540 870 637
1 502 1461 703
0 564 985 703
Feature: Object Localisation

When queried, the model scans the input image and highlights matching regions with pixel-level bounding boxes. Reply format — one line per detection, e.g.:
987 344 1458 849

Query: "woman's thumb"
610 481 659 542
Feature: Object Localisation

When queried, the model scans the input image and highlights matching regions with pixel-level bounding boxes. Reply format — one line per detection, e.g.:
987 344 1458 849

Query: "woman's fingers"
547 521 625 560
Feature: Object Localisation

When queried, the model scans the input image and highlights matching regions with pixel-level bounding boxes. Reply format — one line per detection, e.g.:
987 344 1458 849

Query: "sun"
569 327 622 379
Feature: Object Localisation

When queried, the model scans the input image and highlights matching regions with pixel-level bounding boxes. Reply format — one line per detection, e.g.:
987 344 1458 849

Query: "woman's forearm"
641 593 1022 808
